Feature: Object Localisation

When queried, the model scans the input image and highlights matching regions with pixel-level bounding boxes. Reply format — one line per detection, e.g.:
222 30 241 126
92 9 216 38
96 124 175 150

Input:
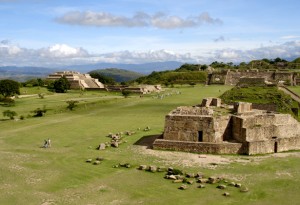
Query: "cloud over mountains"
1 40 300 67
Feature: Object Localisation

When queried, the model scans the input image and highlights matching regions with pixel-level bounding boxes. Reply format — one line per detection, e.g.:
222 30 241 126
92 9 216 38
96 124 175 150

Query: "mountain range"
0 61 184 81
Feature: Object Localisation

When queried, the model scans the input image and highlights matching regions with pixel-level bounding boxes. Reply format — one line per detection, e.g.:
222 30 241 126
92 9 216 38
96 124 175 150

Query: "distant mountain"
0 66 56 81
0 61 184 82
64 61 184 74
89 68 144 82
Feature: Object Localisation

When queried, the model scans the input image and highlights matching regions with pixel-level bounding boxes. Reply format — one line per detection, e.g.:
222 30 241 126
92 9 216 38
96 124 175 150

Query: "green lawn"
1 85 300 205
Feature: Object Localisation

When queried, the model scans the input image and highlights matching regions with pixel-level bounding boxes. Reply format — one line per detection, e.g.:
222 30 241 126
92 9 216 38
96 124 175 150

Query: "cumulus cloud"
91 49 193 63
0 41 90 66
1 40 300 67
0 40 194 66
56 11 222 29
0 40 23 56
39 44 89 58
280 35 300 39
211 41 300 62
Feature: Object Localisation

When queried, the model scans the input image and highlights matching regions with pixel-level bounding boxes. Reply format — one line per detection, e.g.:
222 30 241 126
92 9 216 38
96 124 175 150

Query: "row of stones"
96 126 152 150
85 159 249 197
138 165 249 197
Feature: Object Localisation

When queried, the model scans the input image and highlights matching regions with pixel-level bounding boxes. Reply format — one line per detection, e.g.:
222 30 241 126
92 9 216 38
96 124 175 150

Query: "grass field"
1 85 300 205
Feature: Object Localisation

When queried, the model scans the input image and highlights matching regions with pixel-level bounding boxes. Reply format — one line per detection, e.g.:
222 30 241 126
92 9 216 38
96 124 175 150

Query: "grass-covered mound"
220 86 299 117
135 70 207 85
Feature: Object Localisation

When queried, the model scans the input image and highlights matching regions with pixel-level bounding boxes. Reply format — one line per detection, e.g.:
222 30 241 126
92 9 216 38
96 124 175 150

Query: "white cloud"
56 11 222 29
280 35 300 39
0 40 300 67
210 41 300 62
40 44 89 58
0 40 23 56
93 49 194 63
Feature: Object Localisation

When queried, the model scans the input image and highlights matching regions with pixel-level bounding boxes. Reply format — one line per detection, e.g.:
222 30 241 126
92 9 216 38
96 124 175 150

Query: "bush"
0 97 15 107
121 90 131 98
32 106 47 117
3 110 17 120
38 93 45 99
66 100 79 111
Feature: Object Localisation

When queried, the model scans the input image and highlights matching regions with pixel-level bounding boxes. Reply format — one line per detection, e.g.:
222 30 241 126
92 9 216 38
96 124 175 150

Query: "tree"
200 65 208 71
66 100 79 111
3 110 17 120
89 72 116 85
0 79 20 97
121 90 131 98
53 76 70 93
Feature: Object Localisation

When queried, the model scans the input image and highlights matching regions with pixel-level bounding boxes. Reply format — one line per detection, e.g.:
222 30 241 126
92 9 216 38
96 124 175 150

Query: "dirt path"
134 145 300 168
278 86 300 103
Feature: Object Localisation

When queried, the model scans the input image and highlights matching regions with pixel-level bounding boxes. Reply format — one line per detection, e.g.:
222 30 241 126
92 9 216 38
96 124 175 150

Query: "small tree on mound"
3 110 17 120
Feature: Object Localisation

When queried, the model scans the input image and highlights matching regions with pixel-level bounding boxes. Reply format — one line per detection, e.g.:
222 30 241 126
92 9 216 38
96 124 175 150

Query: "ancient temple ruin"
47 71 105 90
207 70 300 86
153 98 300 155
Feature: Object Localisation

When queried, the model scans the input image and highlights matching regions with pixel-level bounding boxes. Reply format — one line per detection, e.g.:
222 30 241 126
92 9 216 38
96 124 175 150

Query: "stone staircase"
83 79 101 89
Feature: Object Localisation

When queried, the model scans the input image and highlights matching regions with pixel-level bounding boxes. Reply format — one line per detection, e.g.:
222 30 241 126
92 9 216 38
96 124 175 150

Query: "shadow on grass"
0 119 10 121
134 134 162 149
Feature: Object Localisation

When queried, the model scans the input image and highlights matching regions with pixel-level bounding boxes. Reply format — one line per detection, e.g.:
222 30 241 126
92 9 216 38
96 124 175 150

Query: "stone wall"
252 104 277 112
248 137 300 154
207 70 228 84
208 70 297 86
232 113 300 154
231 116 245 142
153 139 244 154
163 115 231 143
237 77 266 87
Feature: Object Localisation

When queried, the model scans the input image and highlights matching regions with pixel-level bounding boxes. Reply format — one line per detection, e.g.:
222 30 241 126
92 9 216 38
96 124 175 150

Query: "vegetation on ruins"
220 86 299 118
134 70 207 85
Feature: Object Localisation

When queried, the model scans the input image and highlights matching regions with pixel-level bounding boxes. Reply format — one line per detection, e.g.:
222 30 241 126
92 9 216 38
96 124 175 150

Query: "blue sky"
0 0 300 67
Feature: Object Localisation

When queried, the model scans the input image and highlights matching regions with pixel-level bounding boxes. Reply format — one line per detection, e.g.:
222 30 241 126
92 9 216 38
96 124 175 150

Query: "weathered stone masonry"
153 98 300 155
208 70 299 86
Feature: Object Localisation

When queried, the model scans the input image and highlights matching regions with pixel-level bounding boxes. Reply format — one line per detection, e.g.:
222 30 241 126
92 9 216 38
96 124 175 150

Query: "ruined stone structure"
106 84 162 94
153 98 300 155
47 71 105 90
207 70 299 86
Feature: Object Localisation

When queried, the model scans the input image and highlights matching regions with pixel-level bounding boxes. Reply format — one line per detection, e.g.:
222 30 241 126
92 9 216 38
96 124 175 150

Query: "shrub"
38 93 45 99
0 97 15 107
66 100 79 111
3 110 17 120
121 90 131 98
32 106 47 117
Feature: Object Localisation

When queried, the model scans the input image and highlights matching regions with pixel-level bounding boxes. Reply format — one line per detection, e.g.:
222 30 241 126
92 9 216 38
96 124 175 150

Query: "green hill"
88 68 144 82
220 86 299 118
135 70 207 85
